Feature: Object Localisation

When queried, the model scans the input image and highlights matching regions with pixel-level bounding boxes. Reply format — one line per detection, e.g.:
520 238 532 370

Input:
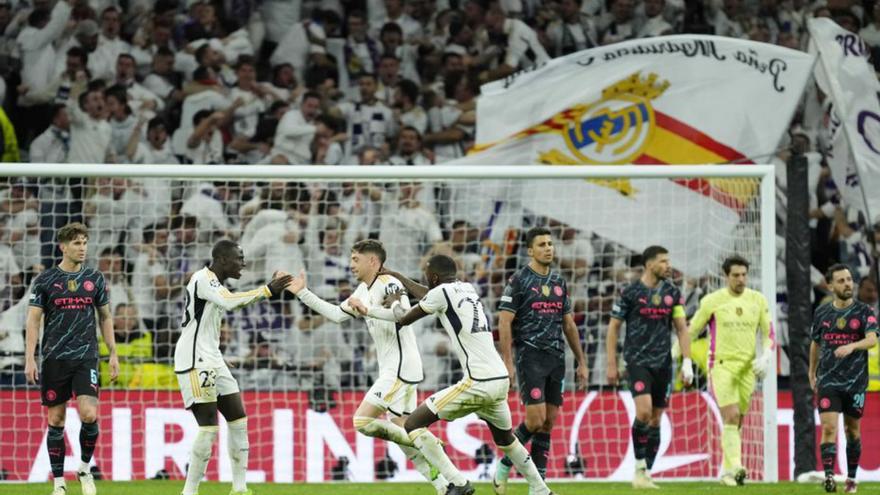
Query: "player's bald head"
212 239 241 260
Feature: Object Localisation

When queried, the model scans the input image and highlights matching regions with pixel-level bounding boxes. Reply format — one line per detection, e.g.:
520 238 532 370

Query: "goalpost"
0 164 777 483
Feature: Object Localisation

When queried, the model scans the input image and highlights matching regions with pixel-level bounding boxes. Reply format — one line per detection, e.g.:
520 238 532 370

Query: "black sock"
846 438 861 479
821 442 837 477
530 432 551 479
632 420 650 463
47 425 66 479
646 425 661 470
79 421 99 467
501 423 534 467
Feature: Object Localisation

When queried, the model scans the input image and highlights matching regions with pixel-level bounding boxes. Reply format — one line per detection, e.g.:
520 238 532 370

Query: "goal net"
0 164 776 483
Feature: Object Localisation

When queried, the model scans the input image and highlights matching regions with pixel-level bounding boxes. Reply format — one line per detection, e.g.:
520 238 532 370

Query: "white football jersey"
174 267 271 372
418 281 508 381
350 274 424 383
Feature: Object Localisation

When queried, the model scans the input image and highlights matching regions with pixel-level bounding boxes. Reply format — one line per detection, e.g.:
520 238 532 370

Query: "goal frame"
1 163 777 482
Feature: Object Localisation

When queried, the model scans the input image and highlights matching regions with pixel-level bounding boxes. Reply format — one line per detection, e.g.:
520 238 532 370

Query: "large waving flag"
809 18 880 227
451 36 815 275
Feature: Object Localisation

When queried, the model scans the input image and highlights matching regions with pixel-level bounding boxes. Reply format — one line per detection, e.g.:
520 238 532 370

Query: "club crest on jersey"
67 280 78 292
837 318 847 329
664 295 674 306
554 285 563 297
850 318 861 330
542 285 550 297
83 280 95 292
651 294 661 306
736 307 743 316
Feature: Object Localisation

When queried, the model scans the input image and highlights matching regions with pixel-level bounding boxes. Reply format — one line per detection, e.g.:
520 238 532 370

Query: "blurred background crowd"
0 0 878 400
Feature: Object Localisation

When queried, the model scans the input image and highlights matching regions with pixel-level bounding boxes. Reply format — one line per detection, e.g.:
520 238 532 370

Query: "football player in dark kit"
25 222 119 495
606 245 694 489
810 264 878 494
494 227 589 494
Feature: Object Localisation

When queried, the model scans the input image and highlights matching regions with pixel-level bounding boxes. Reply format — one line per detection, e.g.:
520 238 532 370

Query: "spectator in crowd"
0 275 33 387
29 104 70 164
99 302 151 388
379 182 443 277
15 0 72 143
270 91 321 164
547 0 599 56
639 0 674 37
68 83 114 164
336 72 395 161
0 0 877 398
131 222 174 333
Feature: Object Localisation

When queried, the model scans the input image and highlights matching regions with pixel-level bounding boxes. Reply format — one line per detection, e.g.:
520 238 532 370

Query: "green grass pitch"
1 481 879 495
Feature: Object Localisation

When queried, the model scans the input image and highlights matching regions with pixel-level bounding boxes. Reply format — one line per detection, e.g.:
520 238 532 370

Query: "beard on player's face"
834 286 853 301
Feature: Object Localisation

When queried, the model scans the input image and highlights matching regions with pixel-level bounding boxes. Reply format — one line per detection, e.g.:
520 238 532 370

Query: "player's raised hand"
286 269 307 295
268 272 294 296
108 353 120 382
348 297 368 315
24 357 38 384
809 371 817 393
382 290 403 308
576 363 589 390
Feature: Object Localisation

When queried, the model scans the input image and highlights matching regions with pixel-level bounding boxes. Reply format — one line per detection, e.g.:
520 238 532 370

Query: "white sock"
78 461 90 474
182 425 218 495
228 418 250 492
353 416 413 446
54 477 65 489
411 428 467 486
400 444 449 491
499 439 550 495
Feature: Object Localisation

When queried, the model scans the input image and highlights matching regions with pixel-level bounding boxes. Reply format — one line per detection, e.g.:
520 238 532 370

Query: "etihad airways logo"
53 296 94 310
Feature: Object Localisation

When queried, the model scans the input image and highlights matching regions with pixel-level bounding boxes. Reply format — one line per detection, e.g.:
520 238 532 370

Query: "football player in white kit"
174 240 293 495
353 254 558 495
286 239 451 494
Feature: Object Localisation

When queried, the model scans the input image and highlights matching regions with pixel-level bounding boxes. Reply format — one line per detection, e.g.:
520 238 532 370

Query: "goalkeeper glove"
681 357 694 386
753 352 772 380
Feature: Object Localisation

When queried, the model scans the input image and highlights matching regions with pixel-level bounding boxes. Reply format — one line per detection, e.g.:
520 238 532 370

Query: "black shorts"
818 389 866 419
515 346 565 406
627 365 672 409
40 358 99 407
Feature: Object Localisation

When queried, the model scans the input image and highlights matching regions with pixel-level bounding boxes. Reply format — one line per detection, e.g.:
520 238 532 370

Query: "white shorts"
426 377 512 430
363 375 419 416
177 365 240 408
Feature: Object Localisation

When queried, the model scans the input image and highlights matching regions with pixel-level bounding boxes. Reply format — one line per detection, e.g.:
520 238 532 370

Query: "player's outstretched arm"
378 267 429 299
24 306 42 384
200 273 289 312
288 269 357 323
97 304 119 382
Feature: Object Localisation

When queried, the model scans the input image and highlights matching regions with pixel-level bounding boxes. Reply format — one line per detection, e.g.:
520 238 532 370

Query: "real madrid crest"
67 280 79 292
535 72 670 166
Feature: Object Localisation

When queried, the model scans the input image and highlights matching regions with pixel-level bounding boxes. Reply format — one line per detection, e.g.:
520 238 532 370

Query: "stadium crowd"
0 0 878 397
